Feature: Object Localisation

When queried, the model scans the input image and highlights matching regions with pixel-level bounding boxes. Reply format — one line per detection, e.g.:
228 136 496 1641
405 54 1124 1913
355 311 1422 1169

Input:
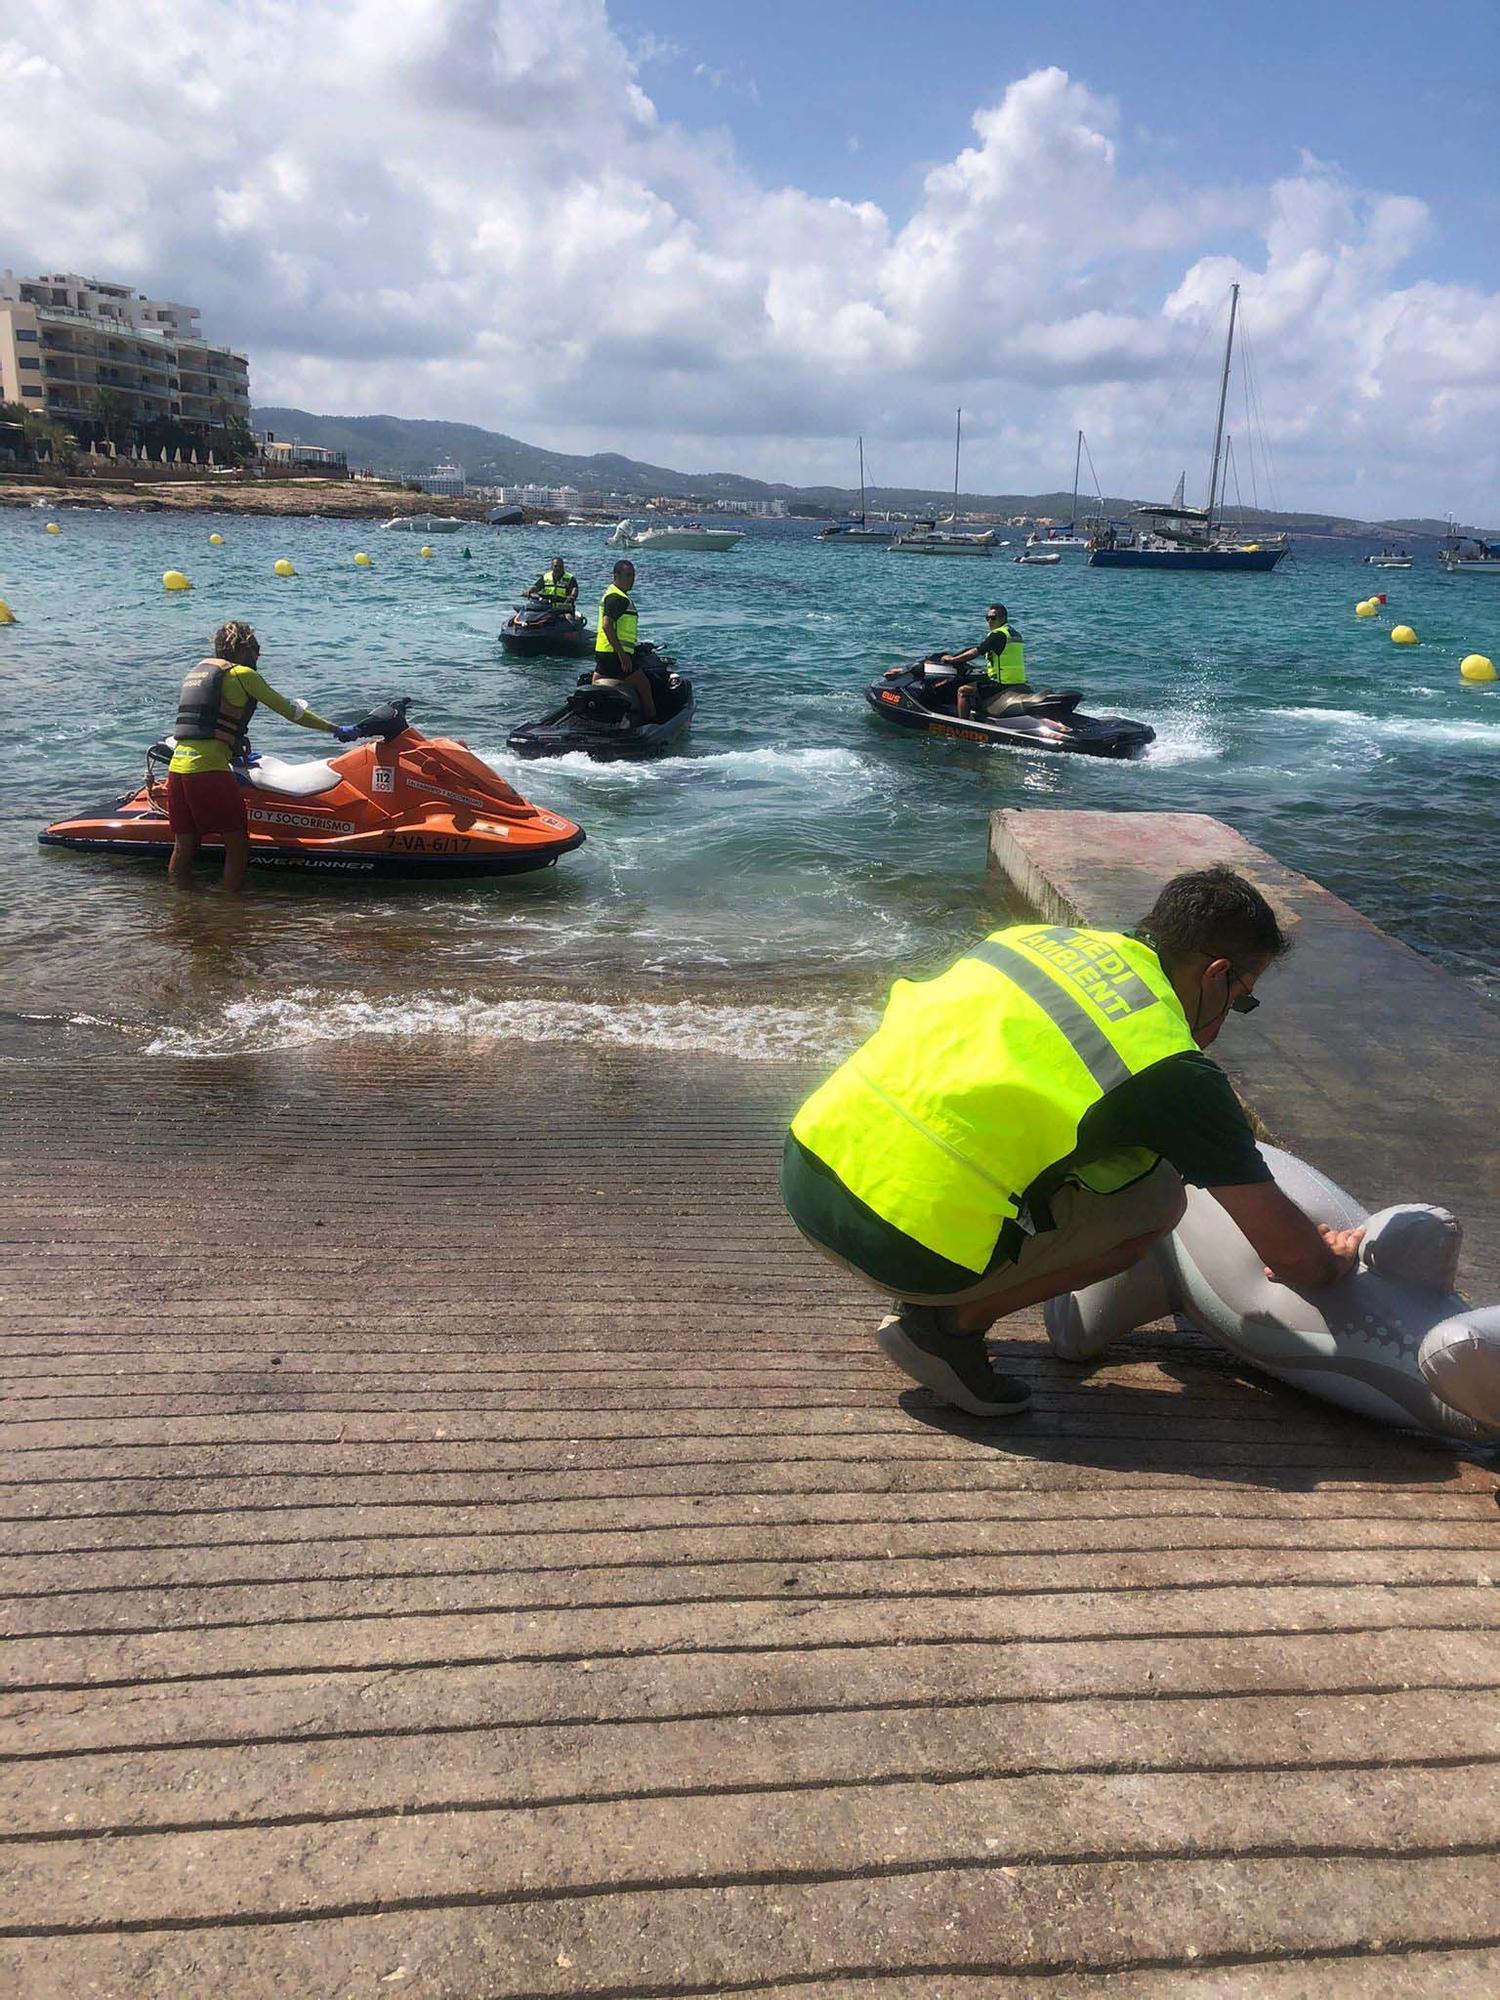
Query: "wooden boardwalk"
2 1033 1498 1996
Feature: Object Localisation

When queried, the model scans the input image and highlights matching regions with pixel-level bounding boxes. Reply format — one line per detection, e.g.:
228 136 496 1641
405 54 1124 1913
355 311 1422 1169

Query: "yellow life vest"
790 924 1196 1273
595 584 638 660
538 569 575 605
986 623 1026 686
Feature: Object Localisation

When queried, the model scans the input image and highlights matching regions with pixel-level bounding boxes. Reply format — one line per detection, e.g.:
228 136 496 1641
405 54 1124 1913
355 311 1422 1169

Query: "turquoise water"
3 507 1497 1056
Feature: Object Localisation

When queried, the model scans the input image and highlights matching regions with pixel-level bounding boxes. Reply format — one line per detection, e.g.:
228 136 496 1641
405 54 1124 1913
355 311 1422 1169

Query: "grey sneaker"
877 1304 1031 1417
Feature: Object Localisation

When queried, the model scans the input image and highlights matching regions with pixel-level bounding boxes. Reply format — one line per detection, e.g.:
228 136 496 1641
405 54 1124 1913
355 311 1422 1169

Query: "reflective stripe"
965 936 1132 1092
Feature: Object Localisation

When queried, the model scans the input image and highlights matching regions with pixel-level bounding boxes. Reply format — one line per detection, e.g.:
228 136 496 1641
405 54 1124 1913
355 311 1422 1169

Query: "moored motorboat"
39 700 584 877
1013 550 1062 565
1439 534 1500 578
508 658 694 760
382 513 467 534
607 518 744 552
867 661 1153 759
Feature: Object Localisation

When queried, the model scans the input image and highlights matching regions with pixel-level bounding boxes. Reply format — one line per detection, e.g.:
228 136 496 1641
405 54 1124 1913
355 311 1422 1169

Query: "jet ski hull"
866 668 1153 759
499 609 597 658
39 713 586 877
508 669 694 761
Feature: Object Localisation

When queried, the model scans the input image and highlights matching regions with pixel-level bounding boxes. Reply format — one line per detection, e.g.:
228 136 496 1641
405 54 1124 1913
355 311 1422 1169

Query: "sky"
3 0 1498 517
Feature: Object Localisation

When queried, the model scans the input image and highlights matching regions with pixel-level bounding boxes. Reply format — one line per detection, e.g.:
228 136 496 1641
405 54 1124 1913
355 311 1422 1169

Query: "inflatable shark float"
1045 1145 1500 1445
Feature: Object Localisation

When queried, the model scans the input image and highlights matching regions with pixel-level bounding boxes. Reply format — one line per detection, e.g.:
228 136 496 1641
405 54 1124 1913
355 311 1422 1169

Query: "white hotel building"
0 270 250 437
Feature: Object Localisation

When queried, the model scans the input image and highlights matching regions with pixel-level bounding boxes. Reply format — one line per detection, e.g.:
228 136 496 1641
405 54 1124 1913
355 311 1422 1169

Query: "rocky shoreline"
0 476 526 522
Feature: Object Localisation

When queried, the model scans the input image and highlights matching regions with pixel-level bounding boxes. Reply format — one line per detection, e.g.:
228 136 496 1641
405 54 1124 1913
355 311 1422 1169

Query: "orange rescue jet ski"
40 698 585 878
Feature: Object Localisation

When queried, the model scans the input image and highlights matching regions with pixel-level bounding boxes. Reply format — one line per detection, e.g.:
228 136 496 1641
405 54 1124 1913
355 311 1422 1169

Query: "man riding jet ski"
507 653 694 761
500 555 595 658
41 695 585 878
868 604 1152 759
868 660 1154 759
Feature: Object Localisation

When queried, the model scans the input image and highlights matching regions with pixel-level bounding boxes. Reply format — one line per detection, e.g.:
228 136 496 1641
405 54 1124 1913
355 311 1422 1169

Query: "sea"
3 508 1497 1064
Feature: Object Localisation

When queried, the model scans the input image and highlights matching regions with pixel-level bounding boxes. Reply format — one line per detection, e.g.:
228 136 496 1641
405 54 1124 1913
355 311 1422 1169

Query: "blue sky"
5 0 1498 515
622 0 1500 288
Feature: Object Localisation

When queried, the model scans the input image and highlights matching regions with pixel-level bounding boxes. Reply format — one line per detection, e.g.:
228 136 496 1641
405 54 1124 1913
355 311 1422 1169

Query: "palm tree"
90 387 129 450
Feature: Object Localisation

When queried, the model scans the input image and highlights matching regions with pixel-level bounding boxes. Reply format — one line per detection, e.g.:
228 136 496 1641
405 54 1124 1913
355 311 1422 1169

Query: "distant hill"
252 408 1493 538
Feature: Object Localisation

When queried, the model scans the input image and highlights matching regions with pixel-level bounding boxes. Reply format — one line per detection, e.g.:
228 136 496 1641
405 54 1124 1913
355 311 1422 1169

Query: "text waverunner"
41 698 585 876
867 662 1154 759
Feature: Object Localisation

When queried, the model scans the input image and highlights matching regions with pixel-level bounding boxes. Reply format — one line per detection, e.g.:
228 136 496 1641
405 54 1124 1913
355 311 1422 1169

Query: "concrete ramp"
991 809 1500 1295
1 1030 1497 1994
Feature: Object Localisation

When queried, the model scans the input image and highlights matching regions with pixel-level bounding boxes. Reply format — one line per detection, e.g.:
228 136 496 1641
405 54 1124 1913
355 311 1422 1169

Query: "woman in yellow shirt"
167 620 358 892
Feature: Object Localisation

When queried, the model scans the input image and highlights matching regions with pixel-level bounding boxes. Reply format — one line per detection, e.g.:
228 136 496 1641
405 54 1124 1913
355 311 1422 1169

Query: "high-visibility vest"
174 659 255 757
595 584 638 660
538 570 575 605
986 623 1026 685
790 924 1197 1273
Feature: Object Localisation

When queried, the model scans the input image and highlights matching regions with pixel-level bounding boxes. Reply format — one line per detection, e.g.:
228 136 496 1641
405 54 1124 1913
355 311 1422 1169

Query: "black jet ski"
867 660 1154 759
507 654 694 760
499 597 596 658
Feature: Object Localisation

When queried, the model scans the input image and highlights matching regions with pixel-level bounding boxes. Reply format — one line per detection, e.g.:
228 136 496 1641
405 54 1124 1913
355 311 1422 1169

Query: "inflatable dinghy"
1045 1144 1500 1444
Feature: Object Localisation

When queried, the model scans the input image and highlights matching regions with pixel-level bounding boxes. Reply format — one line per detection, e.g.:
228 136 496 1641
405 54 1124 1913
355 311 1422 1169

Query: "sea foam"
143 990 873 1063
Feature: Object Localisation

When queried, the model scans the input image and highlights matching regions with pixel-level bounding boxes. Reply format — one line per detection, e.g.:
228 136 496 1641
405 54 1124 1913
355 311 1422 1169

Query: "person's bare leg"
623 666 658 720
167 827 201 889
220 830 250 894
952 1224 1171 1336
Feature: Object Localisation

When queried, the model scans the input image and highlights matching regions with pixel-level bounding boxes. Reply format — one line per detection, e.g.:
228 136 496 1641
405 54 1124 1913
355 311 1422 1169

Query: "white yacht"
819 438 898 544
887 409 1003 555
889 521 1000 556
607 518 745 552
382 513 466 534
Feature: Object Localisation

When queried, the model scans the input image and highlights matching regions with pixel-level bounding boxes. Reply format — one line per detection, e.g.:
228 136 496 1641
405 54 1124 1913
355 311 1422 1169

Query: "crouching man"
781 867 1363 1415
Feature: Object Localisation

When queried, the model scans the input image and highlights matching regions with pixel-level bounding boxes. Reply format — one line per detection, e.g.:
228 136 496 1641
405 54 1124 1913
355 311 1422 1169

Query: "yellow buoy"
1390 624 1418 645
208 532 224 546
162 570 192 592
1355 599 1377 617
1460 653 1497 683
419 545 434 558
353 551 373 567
45 521 60 534
0 598 16 624
273 557 296 578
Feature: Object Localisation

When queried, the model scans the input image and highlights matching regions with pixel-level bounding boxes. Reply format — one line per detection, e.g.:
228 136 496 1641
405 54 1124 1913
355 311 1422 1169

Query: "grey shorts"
807 1160 1186 1310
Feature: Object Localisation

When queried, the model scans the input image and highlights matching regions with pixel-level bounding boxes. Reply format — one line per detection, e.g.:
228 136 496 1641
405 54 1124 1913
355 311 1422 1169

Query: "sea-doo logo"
371 766 395 794
1016 927 1160 1021
250 808 357 834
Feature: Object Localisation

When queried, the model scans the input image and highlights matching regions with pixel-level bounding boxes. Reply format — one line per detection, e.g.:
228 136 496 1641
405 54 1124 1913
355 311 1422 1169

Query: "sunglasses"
1227 970 1260 1015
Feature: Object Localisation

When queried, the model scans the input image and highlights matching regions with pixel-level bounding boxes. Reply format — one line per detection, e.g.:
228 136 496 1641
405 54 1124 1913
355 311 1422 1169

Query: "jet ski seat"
242 752 344 797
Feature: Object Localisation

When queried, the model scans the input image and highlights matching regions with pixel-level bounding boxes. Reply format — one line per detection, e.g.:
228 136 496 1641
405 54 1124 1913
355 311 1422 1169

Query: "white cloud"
1 4 1495 515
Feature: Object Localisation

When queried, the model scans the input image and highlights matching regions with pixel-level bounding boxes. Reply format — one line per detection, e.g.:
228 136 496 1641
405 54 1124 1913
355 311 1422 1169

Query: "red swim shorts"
165 770 249 839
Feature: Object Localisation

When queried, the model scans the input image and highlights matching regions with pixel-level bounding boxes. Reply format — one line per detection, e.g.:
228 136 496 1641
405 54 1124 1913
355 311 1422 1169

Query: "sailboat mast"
1205 282 1240 532
953 408 962 514
858 436 866 527
1070 429 1082 527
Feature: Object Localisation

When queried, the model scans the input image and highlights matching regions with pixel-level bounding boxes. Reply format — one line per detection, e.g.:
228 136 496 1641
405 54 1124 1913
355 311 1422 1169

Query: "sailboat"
1089 285 1289 572
890 410 1002 555
1025 431 1094 554
819 438 897 544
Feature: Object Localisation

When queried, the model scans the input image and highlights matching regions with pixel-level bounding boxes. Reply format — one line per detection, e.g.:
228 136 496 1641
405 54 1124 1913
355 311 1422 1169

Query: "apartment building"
0 270 250 436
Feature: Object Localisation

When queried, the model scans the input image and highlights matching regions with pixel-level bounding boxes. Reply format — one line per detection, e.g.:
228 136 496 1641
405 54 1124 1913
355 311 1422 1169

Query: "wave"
476 745 872 786
1268 708 1500 749
1142 715 1223 766
142 989 874 1062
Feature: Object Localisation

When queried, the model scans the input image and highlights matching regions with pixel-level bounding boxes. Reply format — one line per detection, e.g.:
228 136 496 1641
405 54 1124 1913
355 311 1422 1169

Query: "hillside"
253 408 1491 538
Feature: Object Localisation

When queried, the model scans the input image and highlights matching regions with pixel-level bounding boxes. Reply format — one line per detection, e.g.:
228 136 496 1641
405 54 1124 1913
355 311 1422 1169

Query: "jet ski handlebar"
348 697 414 742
